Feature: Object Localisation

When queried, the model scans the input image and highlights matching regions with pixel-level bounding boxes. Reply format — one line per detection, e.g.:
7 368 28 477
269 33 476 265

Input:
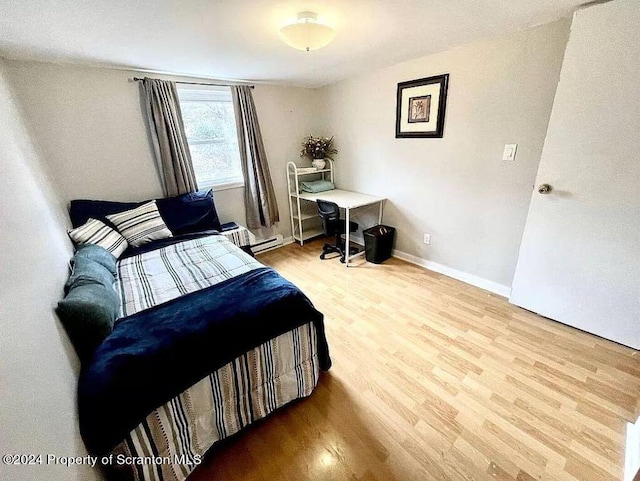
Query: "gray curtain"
231 86 280 229
141 78 198 197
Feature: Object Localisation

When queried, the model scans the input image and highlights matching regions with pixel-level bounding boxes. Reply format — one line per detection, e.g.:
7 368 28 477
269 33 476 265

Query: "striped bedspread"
110 322 320 481
116 235 262 317
103 235 324 481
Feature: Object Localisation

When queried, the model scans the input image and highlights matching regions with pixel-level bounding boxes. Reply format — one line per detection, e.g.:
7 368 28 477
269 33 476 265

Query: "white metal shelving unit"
287 160 334 245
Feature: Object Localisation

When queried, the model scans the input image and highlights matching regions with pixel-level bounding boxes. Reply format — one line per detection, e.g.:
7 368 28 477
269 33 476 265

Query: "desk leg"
378 200 384 225
345 207 350 267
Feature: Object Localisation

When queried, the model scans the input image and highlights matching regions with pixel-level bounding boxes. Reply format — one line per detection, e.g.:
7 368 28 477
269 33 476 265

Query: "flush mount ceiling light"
278 11 336 52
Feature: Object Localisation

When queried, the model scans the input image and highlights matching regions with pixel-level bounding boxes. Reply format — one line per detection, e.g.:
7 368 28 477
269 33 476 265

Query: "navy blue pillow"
155 189 222 234
69 190 221 235
69 199 142 229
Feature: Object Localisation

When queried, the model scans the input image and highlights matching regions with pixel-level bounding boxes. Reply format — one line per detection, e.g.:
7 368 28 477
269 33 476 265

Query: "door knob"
538 184 552 194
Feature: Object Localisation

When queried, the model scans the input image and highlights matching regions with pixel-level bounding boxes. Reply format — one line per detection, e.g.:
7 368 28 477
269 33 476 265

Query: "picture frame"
395 74 449 138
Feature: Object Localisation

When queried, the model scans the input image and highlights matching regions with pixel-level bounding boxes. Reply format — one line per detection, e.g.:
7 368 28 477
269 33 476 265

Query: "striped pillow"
106 200 172 247
68 218 129 259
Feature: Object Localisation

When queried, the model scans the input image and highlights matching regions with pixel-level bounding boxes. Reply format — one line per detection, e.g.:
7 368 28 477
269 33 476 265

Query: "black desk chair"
317 200 359 263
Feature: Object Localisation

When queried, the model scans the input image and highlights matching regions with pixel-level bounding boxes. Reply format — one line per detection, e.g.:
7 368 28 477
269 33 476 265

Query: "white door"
510 0 640 350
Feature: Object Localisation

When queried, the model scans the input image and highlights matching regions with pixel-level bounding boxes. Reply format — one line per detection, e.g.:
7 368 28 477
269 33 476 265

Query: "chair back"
317 200 340 235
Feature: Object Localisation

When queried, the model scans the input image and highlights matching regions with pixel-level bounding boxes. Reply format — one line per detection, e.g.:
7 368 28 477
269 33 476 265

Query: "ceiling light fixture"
278 11 336 52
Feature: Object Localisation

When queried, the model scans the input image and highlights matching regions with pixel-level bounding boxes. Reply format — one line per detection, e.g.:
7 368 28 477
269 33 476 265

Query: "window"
177 86 244 190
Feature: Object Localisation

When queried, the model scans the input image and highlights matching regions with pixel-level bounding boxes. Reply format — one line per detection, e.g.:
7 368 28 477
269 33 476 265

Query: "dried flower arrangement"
300 135 338 160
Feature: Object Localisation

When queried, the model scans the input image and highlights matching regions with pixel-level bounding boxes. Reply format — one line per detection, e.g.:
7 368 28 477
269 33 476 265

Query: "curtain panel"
141 78 198 197
231 85 279 229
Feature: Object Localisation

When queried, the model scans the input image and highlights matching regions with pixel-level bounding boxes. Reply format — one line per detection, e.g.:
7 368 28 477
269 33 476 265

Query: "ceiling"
0 0 587 88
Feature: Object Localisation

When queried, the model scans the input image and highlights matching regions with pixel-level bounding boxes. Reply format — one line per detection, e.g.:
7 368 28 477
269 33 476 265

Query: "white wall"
0 60 101 481
317 19 571 293
246 84 320 241
2 60 319 240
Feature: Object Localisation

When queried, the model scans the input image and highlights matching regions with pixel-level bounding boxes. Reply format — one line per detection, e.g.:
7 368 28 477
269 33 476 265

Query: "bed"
63 196 331 481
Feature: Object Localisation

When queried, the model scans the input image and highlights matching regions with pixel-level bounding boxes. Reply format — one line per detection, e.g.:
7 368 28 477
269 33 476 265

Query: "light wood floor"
190 239 640 481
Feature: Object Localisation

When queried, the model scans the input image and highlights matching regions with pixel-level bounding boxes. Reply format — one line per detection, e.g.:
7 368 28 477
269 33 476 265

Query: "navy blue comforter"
78 267 331 455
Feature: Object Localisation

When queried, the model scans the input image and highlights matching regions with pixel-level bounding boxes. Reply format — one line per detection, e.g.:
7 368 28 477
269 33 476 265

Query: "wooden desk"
298 189 386 266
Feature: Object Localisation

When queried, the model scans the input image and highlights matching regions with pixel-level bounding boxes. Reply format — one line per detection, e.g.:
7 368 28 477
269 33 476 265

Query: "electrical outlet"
423 233 431 245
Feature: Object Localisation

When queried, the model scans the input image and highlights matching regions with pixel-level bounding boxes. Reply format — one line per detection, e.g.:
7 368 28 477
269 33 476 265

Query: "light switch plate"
503 143 518 161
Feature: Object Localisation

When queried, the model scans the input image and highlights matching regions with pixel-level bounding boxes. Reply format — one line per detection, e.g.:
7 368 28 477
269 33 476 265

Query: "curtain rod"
132 77 254 89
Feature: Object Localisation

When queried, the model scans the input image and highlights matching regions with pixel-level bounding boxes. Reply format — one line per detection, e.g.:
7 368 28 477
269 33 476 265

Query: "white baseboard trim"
392 249 512 298
625 417 640 481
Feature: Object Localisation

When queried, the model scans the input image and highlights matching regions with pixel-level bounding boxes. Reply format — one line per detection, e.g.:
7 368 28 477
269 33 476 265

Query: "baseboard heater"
251 234 284 254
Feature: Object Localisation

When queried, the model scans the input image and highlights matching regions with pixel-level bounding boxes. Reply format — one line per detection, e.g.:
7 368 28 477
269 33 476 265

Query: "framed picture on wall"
395 74 449 138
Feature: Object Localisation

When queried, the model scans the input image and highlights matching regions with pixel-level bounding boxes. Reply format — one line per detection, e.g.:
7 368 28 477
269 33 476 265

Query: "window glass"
178 87 243 189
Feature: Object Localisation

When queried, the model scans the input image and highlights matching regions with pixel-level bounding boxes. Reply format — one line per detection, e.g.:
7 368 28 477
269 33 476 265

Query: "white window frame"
177 85 244 191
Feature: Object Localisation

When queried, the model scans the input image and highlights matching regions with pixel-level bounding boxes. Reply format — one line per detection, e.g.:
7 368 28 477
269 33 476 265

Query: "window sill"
199 181 245 192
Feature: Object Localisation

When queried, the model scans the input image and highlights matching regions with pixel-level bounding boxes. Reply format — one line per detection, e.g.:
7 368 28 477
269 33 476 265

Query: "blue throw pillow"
65 256 115 294
59 253 119 361
74 244 117 276
57 281 119 362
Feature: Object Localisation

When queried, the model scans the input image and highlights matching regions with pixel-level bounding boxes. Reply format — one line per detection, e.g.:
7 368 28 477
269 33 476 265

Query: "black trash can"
363 225 396 264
